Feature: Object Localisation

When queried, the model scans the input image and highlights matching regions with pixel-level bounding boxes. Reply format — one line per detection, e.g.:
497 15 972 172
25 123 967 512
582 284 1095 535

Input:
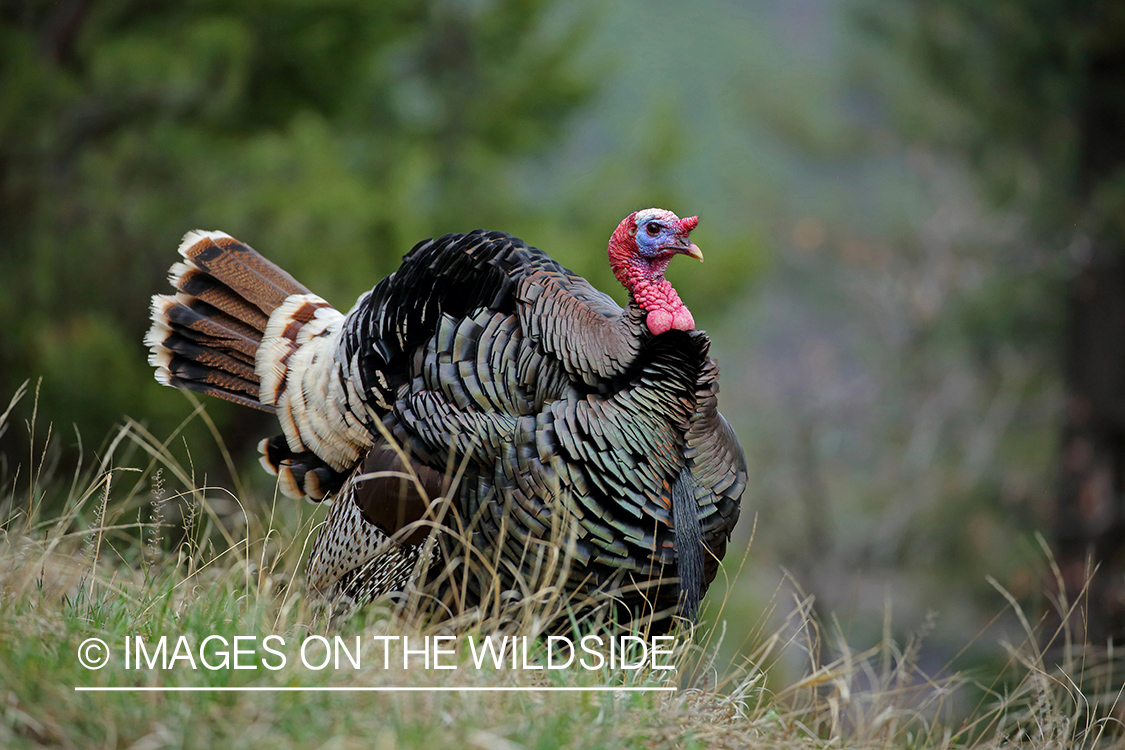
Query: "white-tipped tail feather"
146 228 372 499
177 229 235 257
145 295 177 385
256 295 372 473
256 294 335 407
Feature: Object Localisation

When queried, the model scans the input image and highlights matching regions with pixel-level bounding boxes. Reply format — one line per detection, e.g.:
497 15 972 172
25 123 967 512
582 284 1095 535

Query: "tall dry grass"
1 381 1123 748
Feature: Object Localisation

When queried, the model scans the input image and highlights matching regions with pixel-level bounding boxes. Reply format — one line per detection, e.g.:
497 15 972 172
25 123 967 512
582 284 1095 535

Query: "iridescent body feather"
145 211 746 625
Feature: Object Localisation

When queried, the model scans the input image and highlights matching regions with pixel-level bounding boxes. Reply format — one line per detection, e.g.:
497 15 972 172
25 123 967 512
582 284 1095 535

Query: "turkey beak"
674 237 704 262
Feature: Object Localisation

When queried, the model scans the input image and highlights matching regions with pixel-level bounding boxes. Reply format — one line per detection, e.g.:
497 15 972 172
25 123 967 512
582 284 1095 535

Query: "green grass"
1 382 1122 749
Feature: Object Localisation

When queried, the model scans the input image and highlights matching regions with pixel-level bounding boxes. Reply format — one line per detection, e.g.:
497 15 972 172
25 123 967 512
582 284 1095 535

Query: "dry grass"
1 383 1123 749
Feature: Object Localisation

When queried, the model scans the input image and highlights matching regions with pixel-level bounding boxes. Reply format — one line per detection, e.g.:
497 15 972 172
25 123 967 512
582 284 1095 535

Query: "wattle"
646 305 695 336
647 309 674 335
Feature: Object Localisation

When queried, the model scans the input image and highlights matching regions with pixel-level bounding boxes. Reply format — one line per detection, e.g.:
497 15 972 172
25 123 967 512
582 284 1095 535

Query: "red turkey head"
608 208 702 335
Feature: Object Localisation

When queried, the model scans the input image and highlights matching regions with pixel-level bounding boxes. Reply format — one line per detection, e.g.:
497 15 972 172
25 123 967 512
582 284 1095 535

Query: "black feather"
672 468 705 621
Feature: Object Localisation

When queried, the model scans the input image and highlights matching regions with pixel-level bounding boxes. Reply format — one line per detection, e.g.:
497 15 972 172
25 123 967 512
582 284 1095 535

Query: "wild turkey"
145 209 746 625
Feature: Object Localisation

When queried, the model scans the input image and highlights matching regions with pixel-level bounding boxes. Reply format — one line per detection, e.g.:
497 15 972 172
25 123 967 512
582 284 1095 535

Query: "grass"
1 382 1124 749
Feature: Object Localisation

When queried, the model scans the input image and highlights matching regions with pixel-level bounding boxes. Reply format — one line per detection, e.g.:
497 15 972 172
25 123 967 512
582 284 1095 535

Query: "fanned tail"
145 230 370 500
145 230 313 411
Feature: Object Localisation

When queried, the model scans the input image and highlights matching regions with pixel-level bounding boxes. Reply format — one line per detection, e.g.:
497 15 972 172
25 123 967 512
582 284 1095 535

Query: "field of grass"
1 382 1120 749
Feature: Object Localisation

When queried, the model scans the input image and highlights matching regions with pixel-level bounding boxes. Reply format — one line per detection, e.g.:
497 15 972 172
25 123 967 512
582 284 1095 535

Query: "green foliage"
686 0 1092 667
0 0 597 481
852 0 1125 238
839 0 1125 644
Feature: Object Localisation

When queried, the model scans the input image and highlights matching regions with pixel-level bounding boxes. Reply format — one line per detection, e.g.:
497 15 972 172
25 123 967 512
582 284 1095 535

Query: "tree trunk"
1053 42 1125 647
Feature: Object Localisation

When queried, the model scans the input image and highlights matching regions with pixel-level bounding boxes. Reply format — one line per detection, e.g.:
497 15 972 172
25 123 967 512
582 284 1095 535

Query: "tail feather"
177 230 310 311
160 296 263 359
165 360 263 409
146 229 308 414
170 262 271 331
147 229 373 502
156 332 259 383
146 293 273 412
258 435 349 501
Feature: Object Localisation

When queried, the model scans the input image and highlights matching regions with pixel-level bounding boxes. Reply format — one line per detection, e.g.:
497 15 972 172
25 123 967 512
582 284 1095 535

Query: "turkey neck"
615 253 677 312
614 256 694 336
628 275 685 316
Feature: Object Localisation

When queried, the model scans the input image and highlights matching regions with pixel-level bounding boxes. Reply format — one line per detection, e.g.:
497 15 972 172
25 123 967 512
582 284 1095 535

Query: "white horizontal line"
74 686 676 693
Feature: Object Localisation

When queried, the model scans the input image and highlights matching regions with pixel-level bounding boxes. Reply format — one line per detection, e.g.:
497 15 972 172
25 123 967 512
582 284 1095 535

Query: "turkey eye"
645 222 661 236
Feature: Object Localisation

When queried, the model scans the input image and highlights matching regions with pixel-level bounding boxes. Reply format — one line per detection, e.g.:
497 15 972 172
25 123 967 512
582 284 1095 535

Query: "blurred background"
4 0 1125 686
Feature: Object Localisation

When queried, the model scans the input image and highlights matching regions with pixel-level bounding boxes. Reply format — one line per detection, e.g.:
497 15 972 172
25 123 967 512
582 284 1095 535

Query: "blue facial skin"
634 215 679 259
